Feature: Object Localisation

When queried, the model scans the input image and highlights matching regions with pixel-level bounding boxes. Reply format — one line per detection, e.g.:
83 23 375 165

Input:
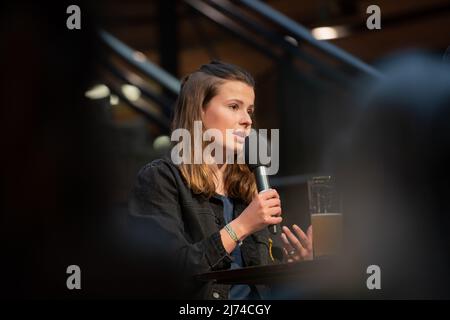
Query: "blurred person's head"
334 52 450 298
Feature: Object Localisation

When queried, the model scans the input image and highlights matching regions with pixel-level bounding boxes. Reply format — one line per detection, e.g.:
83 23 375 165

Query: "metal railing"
238 0 383 79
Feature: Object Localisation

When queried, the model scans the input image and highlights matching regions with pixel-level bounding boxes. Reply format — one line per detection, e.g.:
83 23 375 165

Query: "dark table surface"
196 258 334 285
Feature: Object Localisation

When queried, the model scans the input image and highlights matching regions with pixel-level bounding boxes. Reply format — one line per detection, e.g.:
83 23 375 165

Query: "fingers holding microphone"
258 188 282 225
237 188 283 235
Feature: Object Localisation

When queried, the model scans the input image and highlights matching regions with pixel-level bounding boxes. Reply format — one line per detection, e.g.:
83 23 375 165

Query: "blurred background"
89 0 450 244
1 0 450 299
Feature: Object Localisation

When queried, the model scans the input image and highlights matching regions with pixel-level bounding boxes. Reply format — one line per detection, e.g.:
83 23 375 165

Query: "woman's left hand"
281 225 313 262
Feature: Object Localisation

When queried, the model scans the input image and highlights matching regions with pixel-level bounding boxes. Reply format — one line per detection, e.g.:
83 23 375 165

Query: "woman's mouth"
233 131 246 143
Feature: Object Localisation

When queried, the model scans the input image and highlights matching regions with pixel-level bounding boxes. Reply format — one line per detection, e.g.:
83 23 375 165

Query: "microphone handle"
254 166 278 235
268 220 277 234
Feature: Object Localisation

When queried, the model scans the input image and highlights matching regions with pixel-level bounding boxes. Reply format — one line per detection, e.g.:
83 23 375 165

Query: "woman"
129 61 312 300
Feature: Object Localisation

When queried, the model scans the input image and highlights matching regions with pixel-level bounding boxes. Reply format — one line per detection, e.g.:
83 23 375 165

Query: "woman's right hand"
233 189 282 238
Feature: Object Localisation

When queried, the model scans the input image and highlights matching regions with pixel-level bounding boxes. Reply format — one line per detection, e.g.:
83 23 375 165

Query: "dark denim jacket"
128 156 283 300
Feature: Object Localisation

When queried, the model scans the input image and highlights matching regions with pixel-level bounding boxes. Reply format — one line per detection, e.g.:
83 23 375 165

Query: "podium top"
196 259 332 285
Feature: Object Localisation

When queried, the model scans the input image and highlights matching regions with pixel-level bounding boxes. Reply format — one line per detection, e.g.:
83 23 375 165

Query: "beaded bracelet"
224 224 243 246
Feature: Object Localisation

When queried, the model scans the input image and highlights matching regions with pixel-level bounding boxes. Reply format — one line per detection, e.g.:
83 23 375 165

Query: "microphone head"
244 130 271 171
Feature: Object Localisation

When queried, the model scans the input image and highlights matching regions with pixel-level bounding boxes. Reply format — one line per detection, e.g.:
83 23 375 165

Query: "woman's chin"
221 145 241 158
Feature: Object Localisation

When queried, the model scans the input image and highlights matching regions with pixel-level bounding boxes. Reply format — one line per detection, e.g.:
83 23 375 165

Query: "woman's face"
201 80 254 155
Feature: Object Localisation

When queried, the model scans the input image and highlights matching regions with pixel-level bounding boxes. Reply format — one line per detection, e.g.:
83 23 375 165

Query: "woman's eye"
229 104 239 110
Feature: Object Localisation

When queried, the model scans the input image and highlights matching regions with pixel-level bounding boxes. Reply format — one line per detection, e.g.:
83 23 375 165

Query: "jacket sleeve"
128 161 233 275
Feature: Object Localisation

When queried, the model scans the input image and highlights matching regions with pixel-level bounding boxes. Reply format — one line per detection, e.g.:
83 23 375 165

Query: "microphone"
244 131 277 235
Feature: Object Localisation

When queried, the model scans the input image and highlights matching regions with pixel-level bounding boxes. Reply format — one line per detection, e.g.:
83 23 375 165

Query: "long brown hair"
171 61 256 203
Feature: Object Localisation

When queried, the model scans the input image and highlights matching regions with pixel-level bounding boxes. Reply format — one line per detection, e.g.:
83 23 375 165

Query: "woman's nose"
240 110 252 126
